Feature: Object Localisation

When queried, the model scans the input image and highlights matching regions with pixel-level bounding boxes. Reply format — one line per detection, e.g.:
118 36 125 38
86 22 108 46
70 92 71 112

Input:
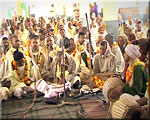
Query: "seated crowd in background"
0 11 149 118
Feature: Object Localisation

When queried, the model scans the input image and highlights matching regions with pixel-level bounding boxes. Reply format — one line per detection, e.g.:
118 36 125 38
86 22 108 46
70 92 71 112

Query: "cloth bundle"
37 80 71 98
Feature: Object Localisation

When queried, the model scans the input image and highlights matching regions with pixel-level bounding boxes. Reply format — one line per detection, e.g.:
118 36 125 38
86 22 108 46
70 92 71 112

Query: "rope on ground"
23 80 37 119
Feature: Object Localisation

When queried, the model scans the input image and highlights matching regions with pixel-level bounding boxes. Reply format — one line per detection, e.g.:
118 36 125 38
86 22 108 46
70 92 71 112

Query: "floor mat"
1 95 81 119
79 99 109 119
1 90 108 119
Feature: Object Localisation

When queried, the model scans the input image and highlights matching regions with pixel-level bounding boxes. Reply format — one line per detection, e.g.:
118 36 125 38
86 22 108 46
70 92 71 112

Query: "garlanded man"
93 40 117 74
43 35 59 69
49 50 80 88
6 35 24 60
110 44 148 100
66 38 90 85
76 32 91 69
93 40 117 88
105 33 125 73
27 34 52 82
9 50 41 99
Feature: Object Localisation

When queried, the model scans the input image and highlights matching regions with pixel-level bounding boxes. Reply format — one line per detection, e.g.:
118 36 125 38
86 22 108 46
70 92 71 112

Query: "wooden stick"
85 13 93 91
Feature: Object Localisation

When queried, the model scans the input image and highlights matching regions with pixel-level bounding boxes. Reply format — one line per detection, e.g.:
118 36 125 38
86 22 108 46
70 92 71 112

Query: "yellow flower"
135 61 145 66
21 79 25 83
26 81 31 85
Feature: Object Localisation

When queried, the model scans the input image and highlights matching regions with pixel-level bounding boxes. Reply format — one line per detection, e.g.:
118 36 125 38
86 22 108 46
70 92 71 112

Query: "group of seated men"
0 14 149 113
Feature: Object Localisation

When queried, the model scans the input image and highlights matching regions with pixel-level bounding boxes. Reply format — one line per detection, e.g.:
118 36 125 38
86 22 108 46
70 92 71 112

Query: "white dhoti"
36 80 71 98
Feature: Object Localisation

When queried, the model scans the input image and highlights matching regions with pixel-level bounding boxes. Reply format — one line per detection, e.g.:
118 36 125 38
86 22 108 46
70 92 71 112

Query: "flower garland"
77 44 84 52
56 64 61 78
26 46 30 57
126 61 145 82
26 51 30 57
12 57 31 86
0 55 6 64
134 60 145 67
126 64 134 82
72 49 77 57
10 48 13 54
127 41 130 45
96 47 99 54
87 57 90 68
111 43 118 47
117 40 130 47
37 52 43 67
92 76 105 89
56 64 62 81
146 81 149 96
26 39 31 57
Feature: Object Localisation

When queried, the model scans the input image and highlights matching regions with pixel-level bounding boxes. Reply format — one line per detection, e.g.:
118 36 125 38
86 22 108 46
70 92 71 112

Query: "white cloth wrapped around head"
99 40 111 58
125 44 141 59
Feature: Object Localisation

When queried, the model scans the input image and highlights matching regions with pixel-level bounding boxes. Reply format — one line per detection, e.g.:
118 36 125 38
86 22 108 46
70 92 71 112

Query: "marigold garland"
56 64 61 78
77 44 84 52
56 64 62 81
37 52 43 67
72 49 77 57
146 81 149 95
0 55 6 64
26 40 31 57
87 57 90 68
92 76 105 89
96 47 99 54
12 57 31 86
127 41 130 45
126 61 145 82
10 48 13 54
111 43 118 47
117 40 130 47
26 46 30 57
